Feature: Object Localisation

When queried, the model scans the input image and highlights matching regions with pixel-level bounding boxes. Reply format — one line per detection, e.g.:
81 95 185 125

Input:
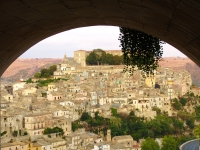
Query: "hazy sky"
20 26 187 58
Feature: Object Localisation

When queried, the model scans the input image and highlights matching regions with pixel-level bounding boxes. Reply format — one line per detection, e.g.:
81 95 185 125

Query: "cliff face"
2 57 200 87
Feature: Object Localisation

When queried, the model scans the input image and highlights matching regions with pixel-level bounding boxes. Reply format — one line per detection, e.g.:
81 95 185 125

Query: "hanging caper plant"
119 27 165 77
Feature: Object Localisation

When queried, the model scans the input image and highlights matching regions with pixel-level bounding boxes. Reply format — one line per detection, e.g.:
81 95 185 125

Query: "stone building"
24 113 52 136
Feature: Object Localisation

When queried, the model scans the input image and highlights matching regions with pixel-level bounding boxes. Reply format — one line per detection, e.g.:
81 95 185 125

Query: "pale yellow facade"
24 113 52 136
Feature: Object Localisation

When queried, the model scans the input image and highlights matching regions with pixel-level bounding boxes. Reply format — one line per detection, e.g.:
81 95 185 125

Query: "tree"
111 108 118 117
34 72 41 78
152 106 161 115
113 55 124 65
119 27 165 75
48 65 57 75
86 51 98 65
1 131 7 136
26 78 33 83
179 97 187 106
43 127 64 135
186 118 195 129
161 136 177 150
141 137 160 150
80 112 92 121
86 49 124 65
194 125 200 139
172 118 184 134
171 99 181 110
110 117 122 127
86 49 106 65
12 130 18 137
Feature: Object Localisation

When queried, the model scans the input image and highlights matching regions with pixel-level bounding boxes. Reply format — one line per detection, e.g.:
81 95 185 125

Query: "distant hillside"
159 57 200 87
1 58 62 83
2 57 200 87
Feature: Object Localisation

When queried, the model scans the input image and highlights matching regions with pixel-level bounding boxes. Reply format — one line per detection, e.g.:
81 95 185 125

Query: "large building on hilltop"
74 50 123 67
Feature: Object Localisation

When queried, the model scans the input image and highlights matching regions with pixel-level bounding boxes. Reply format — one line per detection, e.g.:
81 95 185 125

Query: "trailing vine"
119 27 165 76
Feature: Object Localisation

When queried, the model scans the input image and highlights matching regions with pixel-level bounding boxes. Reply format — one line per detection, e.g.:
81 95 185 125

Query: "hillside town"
0 51 196 150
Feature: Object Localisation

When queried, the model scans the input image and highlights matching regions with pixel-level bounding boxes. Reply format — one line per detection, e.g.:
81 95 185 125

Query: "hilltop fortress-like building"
74 50 123 67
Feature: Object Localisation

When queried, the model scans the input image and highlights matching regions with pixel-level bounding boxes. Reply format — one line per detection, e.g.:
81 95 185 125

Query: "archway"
1 0 200 75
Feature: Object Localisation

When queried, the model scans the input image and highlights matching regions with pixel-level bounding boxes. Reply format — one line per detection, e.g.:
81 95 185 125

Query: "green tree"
186 118 195 129
194 125 200 139
161 136 177 150
179 97 187 106
86 51 98 65
48 65 57 75
34 72 41 78
152 106 161 115
12 130 18 137
171 99 181 110
172 118 184 134
104 53 114 65
72 121 83 132
111 108 118 117
1 131 7 136
110 117 122 127
141 137 160 150
80 112 92 121
113 55 123 65
26 78 33 83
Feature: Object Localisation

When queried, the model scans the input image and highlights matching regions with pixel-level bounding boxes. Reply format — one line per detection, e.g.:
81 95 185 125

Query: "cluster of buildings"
0 53 193 150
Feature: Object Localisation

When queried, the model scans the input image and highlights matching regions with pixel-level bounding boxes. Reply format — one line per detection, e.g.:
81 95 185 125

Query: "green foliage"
152 106 161 115
34 72 41 78
172 118 184 134
80 112 92 121
147 116 173 137
1 131 7 136
19 130 21 136
119 27 165 75
37 78 61 87
177 135 196 146
141 137 160 150
179 97 187 106
111 108 118 116
72 121 83 132
26 78 33 83
76 109 193 142
171 98 181 110
12 130 18 137
186 118 195 129
194 125 200 138
109 117 122 127
34 65 57 78
86 49 124 65
23 131 28 135
43 127 64 135
177 111 194 121
161 136 177 150
195 106 200 120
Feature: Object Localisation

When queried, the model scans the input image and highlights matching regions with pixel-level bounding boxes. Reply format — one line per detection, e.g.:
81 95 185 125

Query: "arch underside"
1 0 200 75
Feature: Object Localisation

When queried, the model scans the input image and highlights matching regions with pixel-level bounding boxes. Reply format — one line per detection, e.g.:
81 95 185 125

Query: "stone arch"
1 1 200 75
